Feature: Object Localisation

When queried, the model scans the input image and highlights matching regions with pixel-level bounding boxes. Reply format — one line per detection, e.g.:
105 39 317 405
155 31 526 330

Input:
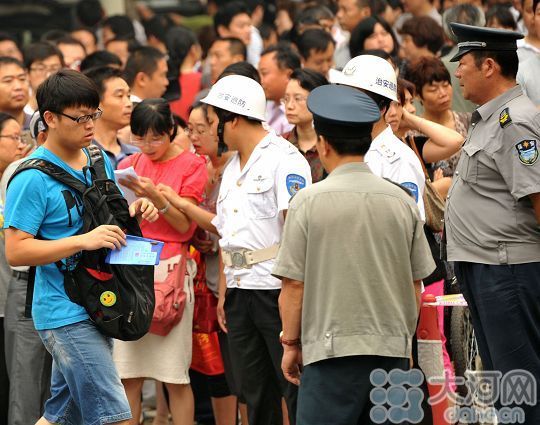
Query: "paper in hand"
114 166 139 204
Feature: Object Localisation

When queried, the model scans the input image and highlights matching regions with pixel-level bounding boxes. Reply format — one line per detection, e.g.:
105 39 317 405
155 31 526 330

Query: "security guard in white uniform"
332 55 426 219
202 75 311 425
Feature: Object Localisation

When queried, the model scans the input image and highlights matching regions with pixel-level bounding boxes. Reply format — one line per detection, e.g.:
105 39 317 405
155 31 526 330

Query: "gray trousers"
4 273 52 425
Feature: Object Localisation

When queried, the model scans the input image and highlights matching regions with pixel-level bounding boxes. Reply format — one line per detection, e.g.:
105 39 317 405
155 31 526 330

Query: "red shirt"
170 72 202 122
118 151 207 258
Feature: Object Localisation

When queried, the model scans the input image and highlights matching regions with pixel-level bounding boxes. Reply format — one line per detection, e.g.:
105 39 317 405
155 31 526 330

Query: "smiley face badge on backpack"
100 291 117 307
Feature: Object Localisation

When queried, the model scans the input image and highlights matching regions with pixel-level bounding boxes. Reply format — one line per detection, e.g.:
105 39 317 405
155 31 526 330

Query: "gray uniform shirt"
273 162 435 366
445 85 540 264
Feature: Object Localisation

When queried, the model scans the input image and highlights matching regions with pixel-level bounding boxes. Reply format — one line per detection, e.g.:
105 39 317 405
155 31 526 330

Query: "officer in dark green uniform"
445 23 540 421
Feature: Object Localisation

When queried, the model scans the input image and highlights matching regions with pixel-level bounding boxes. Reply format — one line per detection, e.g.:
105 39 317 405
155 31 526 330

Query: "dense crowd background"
0 0 538 424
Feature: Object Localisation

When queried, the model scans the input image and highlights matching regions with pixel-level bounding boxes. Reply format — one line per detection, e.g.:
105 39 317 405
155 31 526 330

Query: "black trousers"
224 288 297 425
297 355 409 425
455 262 540 423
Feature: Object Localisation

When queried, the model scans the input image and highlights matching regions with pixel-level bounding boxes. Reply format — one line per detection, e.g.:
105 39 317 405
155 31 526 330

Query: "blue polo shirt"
4 146 116 330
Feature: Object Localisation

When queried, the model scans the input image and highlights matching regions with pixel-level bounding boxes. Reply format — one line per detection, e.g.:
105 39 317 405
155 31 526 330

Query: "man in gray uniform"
445 23 540 421
273 84 435 424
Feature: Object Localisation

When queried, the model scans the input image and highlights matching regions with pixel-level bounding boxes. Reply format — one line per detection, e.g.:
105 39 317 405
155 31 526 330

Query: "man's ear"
317 134 330 156
43 110 57 129
217 25 229 38
230 116 240 129
361 6 371 19
482 57 498 78
135 71 147 88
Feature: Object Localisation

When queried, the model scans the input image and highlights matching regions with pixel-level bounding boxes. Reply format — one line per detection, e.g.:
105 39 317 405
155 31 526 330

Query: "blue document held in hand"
105 235 164 266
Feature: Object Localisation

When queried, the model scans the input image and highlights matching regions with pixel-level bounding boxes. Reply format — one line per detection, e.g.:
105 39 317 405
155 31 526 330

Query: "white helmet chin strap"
217 120 228 157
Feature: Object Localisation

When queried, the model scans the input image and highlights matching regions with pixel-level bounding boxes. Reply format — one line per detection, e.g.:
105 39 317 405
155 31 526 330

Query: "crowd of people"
0 0 538 424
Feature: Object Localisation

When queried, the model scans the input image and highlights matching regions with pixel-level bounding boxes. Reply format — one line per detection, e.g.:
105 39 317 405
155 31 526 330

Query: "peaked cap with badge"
307 84 381 139
449 22 524 62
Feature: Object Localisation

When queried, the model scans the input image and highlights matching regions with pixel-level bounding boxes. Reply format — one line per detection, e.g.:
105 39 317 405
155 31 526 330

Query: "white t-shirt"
365 126 426 220
212 133 312 290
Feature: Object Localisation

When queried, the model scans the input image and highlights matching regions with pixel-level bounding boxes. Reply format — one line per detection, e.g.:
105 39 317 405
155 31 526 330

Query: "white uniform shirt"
365 126 426 220
211 133 312 290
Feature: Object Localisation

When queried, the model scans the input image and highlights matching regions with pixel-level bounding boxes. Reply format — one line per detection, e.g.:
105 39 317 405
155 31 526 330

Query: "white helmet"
330 55 398 102
201 75 267 121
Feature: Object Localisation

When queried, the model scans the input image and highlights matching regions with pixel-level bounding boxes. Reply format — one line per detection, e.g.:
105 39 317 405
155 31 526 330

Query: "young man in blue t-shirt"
4 69 158 425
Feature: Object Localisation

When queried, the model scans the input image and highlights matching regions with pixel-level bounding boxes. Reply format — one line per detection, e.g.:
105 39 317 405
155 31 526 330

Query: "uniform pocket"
460 144 482 184
245 177 277 219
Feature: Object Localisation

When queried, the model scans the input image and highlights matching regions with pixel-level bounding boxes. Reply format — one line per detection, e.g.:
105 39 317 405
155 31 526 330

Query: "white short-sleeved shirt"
365 126 426 220
211 132 312 290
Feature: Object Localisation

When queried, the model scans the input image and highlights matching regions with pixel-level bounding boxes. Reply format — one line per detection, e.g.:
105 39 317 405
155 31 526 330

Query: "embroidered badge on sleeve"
516 140 538 165
286 174 306 196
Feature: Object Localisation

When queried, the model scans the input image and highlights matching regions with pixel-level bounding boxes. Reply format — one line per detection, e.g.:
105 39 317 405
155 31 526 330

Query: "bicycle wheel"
450 306 482 396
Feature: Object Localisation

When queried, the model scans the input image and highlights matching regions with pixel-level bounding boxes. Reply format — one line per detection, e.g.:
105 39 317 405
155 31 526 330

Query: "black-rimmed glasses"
55 108 103 124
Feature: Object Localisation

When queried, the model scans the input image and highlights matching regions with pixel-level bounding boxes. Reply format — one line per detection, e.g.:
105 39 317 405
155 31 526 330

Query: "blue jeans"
38 320 132 425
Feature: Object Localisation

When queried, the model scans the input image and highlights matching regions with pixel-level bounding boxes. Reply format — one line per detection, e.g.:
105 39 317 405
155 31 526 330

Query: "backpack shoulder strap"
8 158 88 194
24 267 36 318
86 144 109 181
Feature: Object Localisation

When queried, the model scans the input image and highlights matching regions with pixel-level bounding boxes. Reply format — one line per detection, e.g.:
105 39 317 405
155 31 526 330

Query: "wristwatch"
279 331 301 346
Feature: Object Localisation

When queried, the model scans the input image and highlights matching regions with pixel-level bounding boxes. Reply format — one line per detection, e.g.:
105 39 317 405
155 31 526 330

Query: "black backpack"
9 145 155 341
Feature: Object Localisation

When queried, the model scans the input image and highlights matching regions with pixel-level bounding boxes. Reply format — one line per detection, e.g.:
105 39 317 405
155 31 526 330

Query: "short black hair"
259 22 277 43
80 50 122 72
470 49 519 80
322 134 373 156
105 36 141 52
349 16 398 58
363 89 392 115
23 42 65 69
131 98 178 141
0 56 24 71
290 68 328 91
41 30 69 43
0 32 19 47
213 37 247 60
214 1 250 34
261 42 301 71
218 61 261 83
102 15 135 40
295 4 334 28
143 15 170 45
83 66 124 99
123 46 166 87
486 5 517 30
37 69 100 121
75 0 104 27
0 112 16 133
535 0 540 14
297 29 335 60
370 0 389 16
400 16 444 54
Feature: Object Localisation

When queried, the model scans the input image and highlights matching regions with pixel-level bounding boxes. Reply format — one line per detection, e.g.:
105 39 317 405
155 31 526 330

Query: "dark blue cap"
450 22 523 62
307 84 381 139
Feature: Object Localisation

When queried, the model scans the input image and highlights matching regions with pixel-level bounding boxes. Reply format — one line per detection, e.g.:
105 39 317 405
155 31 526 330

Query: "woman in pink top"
113 98 207 425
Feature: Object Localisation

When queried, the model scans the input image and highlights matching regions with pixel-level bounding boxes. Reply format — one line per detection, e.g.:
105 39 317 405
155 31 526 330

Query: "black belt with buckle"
12 270 29 281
